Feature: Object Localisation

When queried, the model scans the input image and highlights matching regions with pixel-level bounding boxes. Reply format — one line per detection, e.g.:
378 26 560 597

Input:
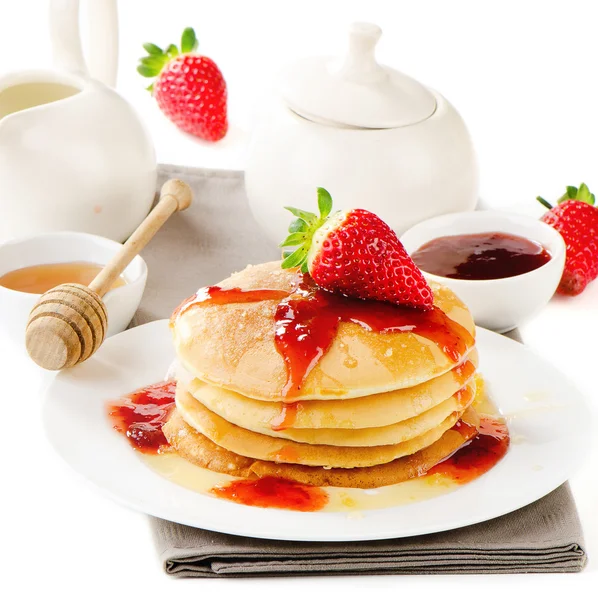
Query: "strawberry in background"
537 183 598 295
138 27 227 142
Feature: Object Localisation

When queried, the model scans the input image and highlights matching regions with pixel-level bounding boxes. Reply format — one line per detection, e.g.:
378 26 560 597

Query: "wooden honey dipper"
25 179 192 370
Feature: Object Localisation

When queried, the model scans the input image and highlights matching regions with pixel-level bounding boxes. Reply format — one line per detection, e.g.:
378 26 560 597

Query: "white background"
0 0 597 597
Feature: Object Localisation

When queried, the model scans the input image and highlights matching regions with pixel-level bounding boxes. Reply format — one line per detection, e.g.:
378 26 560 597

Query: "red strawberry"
280 188 434 309
537 183 598 295
137 28 227 142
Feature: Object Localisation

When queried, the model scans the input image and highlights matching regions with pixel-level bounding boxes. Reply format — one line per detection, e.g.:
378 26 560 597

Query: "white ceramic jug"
0 0 157 242
246 23 478 244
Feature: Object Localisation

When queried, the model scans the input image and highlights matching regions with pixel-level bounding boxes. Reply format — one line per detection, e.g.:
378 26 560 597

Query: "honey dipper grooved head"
25 284 108 370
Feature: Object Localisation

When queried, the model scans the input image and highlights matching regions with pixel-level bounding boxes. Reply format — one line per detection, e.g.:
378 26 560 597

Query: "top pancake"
172 261 475 401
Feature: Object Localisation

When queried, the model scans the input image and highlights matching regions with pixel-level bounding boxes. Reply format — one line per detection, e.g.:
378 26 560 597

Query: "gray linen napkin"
137 164 587 577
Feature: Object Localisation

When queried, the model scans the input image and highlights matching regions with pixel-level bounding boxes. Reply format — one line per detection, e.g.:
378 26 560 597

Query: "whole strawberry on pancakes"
537 183 598 295
280 187 434 309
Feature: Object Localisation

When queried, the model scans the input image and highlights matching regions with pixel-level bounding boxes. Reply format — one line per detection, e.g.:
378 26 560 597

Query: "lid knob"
337 23 386 84
277 21 436 129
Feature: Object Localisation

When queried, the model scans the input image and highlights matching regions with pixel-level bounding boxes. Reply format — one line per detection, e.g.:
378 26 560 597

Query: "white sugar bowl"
246 22 478 244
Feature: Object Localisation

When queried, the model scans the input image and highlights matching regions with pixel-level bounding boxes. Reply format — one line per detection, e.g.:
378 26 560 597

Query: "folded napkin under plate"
150 483 585 577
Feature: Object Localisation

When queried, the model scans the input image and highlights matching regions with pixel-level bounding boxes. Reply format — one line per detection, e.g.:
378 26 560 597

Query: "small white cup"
0 231 147 351
401 211 566 333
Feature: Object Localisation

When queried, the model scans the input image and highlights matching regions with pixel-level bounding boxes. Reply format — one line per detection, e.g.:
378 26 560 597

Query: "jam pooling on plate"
179 275 473 398
107 381 176 454
211 476 329 511
428 416 510 484
411 232 552 280
210 416 509 511
108 382 510 512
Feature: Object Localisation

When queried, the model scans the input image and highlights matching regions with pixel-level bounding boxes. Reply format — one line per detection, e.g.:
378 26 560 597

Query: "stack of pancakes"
164 262 480 488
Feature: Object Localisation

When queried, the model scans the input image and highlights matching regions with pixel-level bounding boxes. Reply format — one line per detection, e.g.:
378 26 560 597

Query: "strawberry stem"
536 196 553 210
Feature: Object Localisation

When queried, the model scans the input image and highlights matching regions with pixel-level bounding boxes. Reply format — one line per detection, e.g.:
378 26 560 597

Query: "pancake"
175 384 467 468
172 261 476 401
186 350 478 431
187 379 475 446
163 408 480 488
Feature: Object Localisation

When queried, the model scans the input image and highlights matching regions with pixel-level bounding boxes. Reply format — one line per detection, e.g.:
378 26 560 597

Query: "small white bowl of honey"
0 231 147 351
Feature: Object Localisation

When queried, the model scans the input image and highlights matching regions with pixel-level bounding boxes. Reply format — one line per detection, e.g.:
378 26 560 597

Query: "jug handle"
49 0 118 87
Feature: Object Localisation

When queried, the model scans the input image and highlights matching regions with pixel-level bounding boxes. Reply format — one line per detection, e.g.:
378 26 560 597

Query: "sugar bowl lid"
278 22 437 129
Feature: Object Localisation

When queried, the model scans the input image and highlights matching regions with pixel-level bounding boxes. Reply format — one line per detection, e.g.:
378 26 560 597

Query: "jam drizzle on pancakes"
270 402 300 431
454 359 477 381
454 385 474 407
107 381 176 454
171 286 289 320
177 274 473 398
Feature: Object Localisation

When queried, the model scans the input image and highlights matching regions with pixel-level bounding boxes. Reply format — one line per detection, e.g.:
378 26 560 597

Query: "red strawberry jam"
211 476 329 512
270 402 300 431
274 277 472 397
106 382 509 511
180 275 472 398
171 286 288 320
428 416 510 483
107 381 176 454
412 232 551 281
210 418 509 511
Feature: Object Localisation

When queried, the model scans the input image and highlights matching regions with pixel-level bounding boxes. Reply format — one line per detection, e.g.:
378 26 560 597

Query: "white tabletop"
1 1 597 597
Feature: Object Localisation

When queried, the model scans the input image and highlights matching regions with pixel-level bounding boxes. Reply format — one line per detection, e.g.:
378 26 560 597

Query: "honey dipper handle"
89 179 192 297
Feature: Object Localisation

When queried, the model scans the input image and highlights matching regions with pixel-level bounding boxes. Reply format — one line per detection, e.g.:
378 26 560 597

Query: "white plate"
42 319 591 542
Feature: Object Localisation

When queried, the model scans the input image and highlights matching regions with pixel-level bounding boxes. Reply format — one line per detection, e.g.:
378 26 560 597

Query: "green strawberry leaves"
137 27 198 86
138 55 167 74
288 218 308 233
575 183 595 205
279 187 338 273
317 187 333 219
281 246 308 270
281 249 307 272
166 44 179 58
143 43 163 55
537 182 595 210
181 28 199 53
283 206 317 223
137 63 160 78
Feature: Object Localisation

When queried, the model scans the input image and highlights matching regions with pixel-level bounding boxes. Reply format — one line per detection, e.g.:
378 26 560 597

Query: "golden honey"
0 262 126 294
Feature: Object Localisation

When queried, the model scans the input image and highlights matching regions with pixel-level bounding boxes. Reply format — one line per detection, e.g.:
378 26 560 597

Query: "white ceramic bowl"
401 211 566 333
0 232 147 353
